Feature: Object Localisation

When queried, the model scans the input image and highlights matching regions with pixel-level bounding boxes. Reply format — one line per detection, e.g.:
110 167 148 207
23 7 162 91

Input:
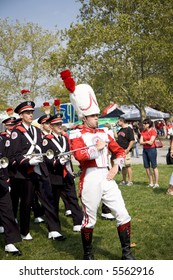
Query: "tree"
0 19 62 110
50 0 173 118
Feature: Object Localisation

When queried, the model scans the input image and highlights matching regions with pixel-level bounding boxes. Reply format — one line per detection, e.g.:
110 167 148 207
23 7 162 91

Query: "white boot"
0 226 4 233
21 233 33 240
5 244 22 256
48 231 66 241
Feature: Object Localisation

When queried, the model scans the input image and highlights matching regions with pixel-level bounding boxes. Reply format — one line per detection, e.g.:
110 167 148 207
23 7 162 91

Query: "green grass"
0 164 173 260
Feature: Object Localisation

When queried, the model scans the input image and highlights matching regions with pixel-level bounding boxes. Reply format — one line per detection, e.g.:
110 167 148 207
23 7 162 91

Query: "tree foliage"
0 19 61 110
50 0 173 118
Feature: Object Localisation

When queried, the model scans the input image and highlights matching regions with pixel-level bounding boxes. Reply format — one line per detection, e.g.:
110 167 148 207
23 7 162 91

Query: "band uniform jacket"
42 133 71 185
7 124 49 179
0 136 10 197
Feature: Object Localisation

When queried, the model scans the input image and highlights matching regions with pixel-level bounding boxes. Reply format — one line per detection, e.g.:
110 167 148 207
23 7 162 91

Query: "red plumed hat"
54 99 60 106
6 107 14 116
54 98 61 112
60 69 100 119
21 89 30 100
43 102 50 107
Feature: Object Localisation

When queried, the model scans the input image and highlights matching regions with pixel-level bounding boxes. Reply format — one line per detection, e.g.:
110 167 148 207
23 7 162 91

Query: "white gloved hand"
29 156 43 166
59 155 69 165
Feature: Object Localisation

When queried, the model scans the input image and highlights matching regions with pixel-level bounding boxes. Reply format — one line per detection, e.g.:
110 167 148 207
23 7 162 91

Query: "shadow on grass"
152 187 167 194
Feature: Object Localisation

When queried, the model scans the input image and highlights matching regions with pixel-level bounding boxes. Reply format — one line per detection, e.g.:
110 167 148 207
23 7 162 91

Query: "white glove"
59 155 69 165
29 156 43 166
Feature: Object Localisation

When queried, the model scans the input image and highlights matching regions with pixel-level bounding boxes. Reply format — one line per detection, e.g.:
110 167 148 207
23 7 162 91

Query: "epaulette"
69 129 81 139
45 134 54 139
0 131 7 135
15 125 27 133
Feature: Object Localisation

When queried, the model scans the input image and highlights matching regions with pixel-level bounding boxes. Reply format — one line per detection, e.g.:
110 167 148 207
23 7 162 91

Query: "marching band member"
60 70 135 260
37 114 51 136
42 113 83 232
8 100 66 241
0 134 22 256
0 117 16 233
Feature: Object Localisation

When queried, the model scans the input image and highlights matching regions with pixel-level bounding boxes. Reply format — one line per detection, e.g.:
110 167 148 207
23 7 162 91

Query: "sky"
0 0 81 31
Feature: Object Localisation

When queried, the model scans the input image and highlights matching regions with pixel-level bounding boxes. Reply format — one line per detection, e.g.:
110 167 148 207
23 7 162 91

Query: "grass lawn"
0 163 173 260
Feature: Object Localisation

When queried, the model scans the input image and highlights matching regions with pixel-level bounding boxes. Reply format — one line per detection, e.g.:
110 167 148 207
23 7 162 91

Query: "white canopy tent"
119 105 170 120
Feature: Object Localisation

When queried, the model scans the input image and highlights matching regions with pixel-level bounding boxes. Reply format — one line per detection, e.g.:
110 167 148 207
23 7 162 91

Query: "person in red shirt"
139 118 159 188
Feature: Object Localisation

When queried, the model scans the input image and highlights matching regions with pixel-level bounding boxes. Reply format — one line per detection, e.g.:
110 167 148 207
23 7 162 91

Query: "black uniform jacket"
0 136 10 197
42 133 70 185
7 124 49 179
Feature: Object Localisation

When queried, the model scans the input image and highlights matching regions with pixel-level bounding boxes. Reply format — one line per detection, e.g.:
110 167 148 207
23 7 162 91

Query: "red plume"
54 99 60 106
43 102 50 107
6 107 13 116
21 89 30 94
54 99 61 111
60 70 76 93
64 77 76 93
60 70 71 80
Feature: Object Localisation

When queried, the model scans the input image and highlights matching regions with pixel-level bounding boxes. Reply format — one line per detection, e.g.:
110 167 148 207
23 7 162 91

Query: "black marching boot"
117 221 135 260
81 228 94 260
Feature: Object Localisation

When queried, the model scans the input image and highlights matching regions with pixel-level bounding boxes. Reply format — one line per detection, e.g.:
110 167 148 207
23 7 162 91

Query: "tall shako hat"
14 89 35 114
2 117 16 125
60 70 100 119
47 113 63 124
38 114 50 124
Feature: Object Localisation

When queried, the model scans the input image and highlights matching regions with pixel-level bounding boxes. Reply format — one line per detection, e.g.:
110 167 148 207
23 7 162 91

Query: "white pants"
81 167 131 228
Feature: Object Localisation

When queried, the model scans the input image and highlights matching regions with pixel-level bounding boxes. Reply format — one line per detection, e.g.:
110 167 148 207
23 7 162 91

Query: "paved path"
71 138 170 166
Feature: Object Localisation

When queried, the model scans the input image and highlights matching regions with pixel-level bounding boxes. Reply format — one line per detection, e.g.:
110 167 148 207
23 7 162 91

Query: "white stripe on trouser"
81 167 131 228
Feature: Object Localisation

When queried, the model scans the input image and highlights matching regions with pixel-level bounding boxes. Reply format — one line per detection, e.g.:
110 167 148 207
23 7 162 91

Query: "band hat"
11 118 22 125
47 113 63 124
2 117 16 125
14 101 35 114
60 70 100 119
38 114 50 124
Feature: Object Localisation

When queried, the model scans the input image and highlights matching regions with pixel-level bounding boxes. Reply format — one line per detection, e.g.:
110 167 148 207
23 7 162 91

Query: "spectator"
166 137 173 195
166 121 173 140
139 118 159 188
116 117 135 186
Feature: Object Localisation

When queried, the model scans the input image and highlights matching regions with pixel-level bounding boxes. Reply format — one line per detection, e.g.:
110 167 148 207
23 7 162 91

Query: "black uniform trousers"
52 175 83 227
0 191 21 245
63 175 83 226
10 177 45 220
13 174 61 236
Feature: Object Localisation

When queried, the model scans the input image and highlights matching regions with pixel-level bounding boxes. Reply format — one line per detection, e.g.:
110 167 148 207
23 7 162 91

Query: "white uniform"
70 126 131 228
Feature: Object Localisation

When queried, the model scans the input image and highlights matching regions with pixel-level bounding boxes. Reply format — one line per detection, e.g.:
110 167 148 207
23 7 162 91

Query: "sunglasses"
143 122 148 125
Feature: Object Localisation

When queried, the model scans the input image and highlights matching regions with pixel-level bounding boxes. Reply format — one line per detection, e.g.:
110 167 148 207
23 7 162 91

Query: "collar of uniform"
82 125 98 134
52 132 62 139
22 123 33 132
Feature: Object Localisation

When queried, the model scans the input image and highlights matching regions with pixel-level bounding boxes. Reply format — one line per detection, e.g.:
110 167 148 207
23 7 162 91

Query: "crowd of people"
0 71 173 260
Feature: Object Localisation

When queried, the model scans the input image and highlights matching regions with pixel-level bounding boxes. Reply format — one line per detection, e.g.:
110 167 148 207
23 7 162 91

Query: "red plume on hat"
21 89 30 100
43 102 50 107
60 70 76 93
54 99 61 112
6 107 14 116
42 101 50 115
